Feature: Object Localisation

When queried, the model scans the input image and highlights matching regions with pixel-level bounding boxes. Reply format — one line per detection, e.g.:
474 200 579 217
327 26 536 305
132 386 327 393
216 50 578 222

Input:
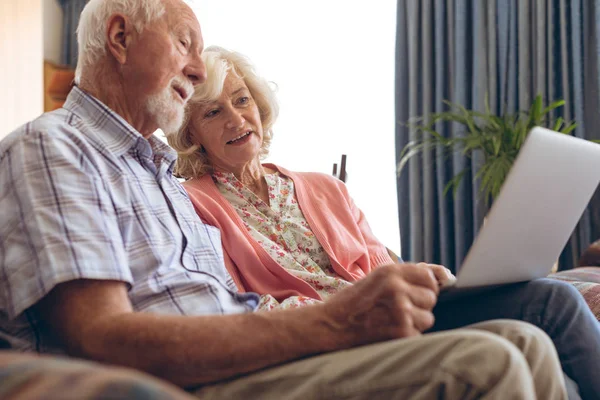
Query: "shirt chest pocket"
179 224 228 278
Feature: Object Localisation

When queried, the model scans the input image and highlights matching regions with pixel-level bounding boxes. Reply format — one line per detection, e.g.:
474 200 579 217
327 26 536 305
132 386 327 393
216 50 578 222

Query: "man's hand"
322 264 439 346
415 262 456 286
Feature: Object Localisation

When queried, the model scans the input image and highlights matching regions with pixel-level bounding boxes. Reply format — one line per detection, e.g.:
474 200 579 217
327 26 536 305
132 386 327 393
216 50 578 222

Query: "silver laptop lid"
455 127 600 288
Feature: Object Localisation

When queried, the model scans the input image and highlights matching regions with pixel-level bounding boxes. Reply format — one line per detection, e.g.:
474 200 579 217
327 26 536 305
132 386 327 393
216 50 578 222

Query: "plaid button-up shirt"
0 86 259 353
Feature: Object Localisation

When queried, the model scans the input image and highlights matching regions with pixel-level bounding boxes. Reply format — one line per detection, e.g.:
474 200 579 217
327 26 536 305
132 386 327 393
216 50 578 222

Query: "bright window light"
185 0 401 255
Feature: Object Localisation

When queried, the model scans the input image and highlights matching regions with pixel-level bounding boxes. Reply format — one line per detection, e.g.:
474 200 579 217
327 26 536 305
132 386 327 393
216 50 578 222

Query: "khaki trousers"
194 320 567 400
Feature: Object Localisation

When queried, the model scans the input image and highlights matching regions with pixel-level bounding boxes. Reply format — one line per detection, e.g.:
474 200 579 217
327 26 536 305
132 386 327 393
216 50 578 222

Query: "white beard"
145 85 185 135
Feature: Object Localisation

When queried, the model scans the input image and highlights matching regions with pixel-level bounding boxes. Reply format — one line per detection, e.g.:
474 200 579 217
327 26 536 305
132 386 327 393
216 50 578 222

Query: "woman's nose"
225 110 245 129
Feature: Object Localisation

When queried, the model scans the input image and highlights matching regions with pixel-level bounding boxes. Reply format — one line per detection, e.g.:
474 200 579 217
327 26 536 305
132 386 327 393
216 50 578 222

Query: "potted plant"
397 95 577 203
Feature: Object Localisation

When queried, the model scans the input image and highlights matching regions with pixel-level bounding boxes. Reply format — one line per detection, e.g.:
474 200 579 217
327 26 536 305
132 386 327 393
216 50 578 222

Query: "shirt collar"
62 86 177 169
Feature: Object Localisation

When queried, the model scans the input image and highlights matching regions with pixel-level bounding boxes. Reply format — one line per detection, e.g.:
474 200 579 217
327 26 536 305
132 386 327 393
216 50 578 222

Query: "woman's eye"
205 109 219 118
237 96 249 105
180 40 189 48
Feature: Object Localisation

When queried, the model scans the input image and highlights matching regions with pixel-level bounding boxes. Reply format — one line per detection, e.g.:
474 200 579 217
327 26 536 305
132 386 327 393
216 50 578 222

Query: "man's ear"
106 13 133 65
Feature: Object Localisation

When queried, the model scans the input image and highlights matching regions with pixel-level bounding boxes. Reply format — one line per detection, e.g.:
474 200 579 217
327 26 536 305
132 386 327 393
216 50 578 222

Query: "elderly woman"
167 46 431 310
168 46 600 398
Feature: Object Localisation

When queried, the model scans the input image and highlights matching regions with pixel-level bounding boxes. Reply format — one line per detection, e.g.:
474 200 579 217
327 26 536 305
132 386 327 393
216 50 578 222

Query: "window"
190 0 400 254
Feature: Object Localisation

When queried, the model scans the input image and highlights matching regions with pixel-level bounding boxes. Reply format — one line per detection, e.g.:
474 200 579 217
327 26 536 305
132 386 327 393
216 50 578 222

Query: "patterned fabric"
0 352 195 400
184 167 393 301
549 267 600 320
549 267 600 284
213 171 352 310
0 86 258 353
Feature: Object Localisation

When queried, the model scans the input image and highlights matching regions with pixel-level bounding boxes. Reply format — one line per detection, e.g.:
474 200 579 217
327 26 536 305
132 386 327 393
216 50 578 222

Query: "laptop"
439 126 600 299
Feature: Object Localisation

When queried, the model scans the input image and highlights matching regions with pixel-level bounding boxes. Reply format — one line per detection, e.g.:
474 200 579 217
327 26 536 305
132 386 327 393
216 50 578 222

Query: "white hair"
74 0 166 83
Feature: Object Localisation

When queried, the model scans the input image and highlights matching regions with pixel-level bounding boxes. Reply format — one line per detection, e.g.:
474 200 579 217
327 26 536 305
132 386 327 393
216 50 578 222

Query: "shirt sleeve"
0 130 133 320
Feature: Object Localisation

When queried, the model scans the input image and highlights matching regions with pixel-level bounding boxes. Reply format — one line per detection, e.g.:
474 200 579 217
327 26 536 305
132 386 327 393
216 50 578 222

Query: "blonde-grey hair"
167 46 279 179
75 0 166 84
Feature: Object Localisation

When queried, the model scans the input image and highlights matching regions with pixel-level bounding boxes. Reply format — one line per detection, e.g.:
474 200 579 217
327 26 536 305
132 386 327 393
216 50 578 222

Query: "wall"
43 0 63 64
0 0 44 140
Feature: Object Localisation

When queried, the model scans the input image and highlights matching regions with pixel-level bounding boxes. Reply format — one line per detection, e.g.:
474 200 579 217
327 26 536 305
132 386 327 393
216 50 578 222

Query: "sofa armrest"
0 352 195 400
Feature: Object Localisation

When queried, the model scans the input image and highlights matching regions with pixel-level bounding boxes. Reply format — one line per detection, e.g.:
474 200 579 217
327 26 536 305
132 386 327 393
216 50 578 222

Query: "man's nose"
184 53 207 86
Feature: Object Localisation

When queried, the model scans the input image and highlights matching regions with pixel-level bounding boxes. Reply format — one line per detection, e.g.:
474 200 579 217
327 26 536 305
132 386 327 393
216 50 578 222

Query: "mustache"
172 77 195 102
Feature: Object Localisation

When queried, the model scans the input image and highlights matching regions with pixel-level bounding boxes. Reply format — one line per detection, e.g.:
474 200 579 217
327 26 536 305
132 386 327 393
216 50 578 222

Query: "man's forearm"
77 306 345 387
40 266 439 389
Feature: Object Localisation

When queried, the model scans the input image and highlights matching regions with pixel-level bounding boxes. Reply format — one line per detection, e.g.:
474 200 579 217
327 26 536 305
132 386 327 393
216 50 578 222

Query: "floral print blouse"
212 171 353 310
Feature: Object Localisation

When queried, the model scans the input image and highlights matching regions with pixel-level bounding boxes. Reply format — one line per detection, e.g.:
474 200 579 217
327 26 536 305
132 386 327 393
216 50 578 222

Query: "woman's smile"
227 131 253 145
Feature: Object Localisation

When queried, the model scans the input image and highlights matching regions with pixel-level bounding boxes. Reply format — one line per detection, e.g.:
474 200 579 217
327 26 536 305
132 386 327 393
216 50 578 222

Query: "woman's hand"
415 262 456 286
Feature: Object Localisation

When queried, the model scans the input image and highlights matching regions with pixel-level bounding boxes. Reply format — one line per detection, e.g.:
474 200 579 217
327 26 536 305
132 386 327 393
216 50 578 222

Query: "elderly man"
0 0 570 398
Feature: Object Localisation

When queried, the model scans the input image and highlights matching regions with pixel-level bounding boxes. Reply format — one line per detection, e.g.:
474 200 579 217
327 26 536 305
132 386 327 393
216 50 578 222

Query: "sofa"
2 246 600 399
547 239 600 319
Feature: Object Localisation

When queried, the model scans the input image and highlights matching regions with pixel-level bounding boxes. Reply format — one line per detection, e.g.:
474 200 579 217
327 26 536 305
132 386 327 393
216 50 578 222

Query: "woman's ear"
106 13 133 65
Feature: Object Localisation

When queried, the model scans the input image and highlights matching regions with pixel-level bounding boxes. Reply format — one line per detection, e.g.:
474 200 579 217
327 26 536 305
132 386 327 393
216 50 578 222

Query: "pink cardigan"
183 164 393 301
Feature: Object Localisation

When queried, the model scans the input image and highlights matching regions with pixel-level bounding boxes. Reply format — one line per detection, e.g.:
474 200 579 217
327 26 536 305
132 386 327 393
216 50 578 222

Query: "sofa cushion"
549 267 600 320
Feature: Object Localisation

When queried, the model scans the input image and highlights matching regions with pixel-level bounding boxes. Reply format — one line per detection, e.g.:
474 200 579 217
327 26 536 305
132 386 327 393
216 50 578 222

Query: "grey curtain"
396 0 600 272
59 0 89 67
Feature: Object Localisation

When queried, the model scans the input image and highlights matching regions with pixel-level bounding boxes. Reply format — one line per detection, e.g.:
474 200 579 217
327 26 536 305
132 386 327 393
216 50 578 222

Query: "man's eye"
180 40 189 48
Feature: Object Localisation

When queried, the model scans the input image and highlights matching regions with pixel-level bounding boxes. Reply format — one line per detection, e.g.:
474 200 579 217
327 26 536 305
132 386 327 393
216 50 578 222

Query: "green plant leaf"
553 117 564 131
530 95 543 125
543 99 566 115
398 94 578 202
561 123 578 135
443 169 468 197
397 141 428 174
